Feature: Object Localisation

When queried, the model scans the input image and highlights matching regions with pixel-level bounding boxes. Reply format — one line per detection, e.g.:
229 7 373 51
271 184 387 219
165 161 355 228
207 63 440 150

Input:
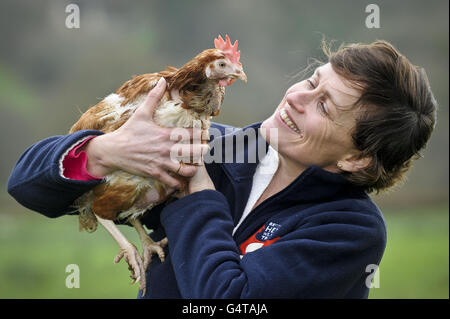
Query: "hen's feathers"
70 73 162 133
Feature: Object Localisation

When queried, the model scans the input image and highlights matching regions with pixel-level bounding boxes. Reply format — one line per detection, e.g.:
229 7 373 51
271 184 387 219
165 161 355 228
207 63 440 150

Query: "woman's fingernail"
156 77 166 88
202 145 210 155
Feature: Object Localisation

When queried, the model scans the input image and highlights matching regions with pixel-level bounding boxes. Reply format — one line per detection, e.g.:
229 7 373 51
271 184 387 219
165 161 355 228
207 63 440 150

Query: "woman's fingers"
170 144 210 164
162 160 198 177
157 172 183 189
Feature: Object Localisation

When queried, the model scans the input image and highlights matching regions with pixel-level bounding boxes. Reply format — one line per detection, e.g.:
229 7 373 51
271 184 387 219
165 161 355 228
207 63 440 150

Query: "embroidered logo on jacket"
239 222 281 255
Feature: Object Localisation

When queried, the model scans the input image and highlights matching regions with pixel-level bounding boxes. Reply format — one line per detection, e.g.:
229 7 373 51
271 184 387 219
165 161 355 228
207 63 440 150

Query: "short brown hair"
325 40 437 193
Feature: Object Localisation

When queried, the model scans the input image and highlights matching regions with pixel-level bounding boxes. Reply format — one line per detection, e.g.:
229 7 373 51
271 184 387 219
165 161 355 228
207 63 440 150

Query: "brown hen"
69 35 246 294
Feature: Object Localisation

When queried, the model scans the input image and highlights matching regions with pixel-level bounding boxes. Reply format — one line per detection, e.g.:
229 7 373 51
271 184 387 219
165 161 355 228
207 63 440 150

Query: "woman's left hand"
187 162 215 195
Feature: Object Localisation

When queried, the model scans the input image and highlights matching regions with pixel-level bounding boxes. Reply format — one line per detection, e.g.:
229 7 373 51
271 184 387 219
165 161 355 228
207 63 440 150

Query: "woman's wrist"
187 163 216 195
189 181 215 194
81 134 115 177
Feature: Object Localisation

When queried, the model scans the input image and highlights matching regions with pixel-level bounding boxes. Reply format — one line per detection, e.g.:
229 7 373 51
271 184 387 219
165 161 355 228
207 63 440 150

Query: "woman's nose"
286 91 311 113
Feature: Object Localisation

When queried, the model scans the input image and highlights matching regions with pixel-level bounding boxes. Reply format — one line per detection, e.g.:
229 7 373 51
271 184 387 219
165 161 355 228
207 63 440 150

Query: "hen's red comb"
214 34 241 66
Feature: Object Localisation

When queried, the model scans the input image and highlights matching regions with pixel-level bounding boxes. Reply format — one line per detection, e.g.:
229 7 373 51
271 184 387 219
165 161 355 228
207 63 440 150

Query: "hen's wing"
69 71 174 134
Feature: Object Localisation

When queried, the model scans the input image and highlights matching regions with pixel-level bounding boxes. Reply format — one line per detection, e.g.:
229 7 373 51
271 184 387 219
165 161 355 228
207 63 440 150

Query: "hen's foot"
142 237 168 271
114 243 146 295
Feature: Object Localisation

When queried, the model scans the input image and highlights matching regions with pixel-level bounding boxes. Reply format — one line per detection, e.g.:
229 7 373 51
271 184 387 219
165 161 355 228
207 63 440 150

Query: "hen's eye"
219 62 226 68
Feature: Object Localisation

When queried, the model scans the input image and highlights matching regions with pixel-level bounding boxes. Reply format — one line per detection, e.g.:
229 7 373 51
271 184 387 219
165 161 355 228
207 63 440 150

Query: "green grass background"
0 204 448 299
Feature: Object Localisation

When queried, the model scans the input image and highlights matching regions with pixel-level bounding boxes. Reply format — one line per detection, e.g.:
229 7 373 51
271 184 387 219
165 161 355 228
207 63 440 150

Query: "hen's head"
203 35 247 86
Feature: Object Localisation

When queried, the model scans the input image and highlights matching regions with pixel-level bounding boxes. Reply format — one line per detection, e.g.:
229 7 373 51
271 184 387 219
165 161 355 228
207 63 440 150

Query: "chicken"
68 35 246 294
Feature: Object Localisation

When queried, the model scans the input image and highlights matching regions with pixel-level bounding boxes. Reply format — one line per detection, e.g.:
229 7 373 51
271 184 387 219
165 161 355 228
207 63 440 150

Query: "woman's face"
261 63 362 173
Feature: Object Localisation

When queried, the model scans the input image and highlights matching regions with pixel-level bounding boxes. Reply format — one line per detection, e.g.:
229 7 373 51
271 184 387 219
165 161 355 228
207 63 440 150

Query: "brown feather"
69 101 113 133
115 73 159 106
91 183 147 220
161 49 224 92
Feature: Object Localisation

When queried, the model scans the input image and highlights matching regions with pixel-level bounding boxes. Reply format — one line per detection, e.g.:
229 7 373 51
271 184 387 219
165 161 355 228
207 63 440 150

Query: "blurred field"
0 0 448 300
0 203 447 299
369 205 449 298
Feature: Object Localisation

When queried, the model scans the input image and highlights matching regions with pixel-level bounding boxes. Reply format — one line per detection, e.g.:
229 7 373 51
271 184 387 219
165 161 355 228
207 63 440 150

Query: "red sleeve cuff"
62 136 104 181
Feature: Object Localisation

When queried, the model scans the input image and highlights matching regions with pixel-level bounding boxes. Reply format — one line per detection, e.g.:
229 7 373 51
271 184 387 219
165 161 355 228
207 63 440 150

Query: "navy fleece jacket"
7 122 387 298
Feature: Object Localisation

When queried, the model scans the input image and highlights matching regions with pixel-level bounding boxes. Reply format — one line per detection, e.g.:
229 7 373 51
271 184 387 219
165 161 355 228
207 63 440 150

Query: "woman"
8 40 436 298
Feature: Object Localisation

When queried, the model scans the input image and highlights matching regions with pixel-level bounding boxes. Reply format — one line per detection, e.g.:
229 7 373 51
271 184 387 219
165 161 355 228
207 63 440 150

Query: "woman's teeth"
280 108 301 134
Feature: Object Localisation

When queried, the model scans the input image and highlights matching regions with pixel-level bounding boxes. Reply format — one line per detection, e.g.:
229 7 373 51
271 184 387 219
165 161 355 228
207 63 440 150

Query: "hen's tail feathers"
79 207 98 233
75 191 98 233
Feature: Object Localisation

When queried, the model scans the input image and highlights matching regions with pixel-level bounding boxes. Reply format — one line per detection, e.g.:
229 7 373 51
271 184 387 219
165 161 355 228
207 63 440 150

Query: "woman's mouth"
278 108 302 135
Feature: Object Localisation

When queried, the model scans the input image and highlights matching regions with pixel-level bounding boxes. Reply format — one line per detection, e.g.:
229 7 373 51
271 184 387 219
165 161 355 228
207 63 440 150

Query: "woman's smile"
276 107 303 136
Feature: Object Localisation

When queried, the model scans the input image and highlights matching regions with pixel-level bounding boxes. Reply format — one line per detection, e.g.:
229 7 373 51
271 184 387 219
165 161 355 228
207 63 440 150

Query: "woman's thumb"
139 77 166 120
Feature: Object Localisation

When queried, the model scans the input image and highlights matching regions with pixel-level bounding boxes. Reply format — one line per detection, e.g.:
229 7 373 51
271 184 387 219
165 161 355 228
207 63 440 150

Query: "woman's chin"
260 116 279 148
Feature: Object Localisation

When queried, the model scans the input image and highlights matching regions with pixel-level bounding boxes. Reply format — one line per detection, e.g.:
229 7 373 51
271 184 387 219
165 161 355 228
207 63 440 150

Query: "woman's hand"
82 77 208 189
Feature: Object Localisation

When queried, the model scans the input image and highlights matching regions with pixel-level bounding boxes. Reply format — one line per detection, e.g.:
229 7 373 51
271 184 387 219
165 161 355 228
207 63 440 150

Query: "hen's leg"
129 218 168 271
95 215 146 294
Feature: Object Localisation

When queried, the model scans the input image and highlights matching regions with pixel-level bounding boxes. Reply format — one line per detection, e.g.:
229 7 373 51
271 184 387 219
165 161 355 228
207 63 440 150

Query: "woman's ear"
337 155 372 172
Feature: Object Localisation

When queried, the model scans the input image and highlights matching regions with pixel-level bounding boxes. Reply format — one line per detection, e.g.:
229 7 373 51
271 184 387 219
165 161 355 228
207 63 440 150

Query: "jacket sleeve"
160 190 386 298
7 130 105 218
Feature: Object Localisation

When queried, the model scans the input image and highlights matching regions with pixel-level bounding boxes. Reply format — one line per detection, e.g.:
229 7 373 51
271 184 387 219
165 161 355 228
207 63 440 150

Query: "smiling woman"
261 40 437 194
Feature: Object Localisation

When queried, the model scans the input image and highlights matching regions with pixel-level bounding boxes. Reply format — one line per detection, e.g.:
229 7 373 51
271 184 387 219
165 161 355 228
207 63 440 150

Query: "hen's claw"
142 237 168 271
114 243 147 294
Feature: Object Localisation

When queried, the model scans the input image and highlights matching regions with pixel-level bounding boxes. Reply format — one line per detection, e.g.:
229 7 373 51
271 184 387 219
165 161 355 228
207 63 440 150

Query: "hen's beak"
233 67 247 82
238 70 247 82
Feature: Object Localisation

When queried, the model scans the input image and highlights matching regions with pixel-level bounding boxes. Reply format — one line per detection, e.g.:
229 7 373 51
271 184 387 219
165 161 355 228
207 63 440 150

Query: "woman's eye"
317 101 328 116
307 78 328 117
